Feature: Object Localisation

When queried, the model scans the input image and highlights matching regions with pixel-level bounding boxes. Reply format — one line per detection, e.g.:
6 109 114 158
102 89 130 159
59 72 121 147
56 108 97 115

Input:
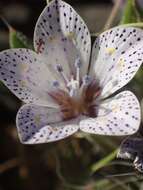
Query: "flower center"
49 59 101 120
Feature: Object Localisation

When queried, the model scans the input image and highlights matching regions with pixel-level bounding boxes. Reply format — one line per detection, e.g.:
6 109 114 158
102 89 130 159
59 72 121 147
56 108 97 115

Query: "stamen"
52 80 60 88
67 76 79 97
55 64 69 84
55 64 63 73
74 57 81 68
74 57 81 86
78 75 91 98
82 75 91 85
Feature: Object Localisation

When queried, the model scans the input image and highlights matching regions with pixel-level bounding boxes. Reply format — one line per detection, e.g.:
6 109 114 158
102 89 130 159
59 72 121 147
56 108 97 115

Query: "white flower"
0 0 142 144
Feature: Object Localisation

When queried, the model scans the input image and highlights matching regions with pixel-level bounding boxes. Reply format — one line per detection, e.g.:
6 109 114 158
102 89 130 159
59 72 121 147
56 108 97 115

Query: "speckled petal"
90 26 143 98
0 48 59 107
80 91 141 136
34 0 91 79
16 104 79 144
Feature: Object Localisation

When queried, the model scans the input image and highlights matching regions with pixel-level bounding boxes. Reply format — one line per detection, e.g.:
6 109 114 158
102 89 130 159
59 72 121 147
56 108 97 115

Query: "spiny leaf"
0 16 33 49
120 0 141 24
9 27 33 49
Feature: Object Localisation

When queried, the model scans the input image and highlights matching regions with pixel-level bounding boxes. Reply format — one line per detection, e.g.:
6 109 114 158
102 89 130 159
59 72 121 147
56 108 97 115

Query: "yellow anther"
106 47 116 55
99 117 107 123
66 32 75 40
112 105 119 113
118 58 124 68
34 115 41 125
19 64 29 72
20 80 26 87
49 36 56 42
49 127 58 131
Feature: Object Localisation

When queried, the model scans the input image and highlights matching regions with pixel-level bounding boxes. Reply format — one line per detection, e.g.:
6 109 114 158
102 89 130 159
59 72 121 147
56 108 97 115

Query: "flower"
0 0 142 144
117 137 143 173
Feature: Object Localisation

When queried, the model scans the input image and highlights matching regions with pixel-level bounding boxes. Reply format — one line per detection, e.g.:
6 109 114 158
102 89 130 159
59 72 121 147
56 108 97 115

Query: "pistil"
66 57 81 97
50 59 101 120
75 57 81 87
55 64 69 84
67 76 79 97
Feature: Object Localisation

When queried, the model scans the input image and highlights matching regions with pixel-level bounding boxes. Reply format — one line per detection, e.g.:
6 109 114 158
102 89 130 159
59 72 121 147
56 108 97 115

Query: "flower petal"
117 137 143 172
16 104 79 144
117 137 143 160
90 26 143 98
80 91 141 135
34 0 91 78
133 155 143 173
0 48 60 107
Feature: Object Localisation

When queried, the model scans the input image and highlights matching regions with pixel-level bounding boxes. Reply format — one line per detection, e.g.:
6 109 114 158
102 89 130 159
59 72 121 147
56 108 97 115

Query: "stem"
0 16 13 31
0 158 19 173
91 149 118 173
106 172 136 178
104 0 122 31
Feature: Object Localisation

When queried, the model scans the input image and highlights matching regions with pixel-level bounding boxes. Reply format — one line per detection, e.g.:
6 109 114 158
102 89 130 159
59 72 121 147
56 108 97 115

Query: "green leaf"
91 149 118 173
121 0 141 24
1 16 33 49
9 27 33 49
136 1 143 18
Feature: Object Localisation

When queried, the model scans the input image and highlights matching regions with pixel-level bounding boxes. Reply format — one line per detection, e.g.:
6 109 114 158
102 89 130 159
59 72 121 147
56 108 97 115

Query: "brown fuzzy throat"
49 81 101 121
